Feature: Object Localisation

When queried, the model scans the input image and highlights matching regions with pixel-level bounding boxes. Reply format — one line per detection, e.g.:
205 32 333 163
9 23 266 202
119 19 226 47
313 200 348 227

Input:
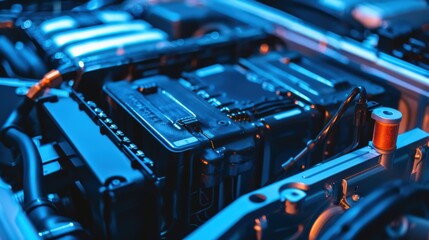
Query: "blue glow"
65 30 167 58
40 16 77 34
97 10 133 23
52 21 151 47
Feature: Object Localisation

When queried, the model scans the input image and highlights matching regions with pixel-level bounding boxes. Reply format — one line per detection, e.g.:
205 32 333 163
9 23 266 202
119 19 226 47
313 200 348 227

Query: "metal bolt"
280 188 307 215
94 108 103 114
86 101 97 108
217 120 230 126
110 179 121 187
352 194 360 202
135 150 145 158
98 112 107 119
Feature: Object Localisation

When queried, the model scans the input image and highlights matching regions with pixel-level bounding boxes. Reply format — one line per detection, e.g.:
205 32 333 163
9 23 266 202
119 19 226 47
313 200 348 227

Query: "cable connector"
281 140 316 171
26 69 63 101
1 69 64 142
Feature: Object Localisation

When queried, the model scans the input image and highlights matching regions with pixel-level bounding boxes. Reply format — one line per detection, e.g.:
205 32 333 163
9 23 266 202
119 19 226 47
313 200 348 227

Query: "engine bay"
0 1 428 239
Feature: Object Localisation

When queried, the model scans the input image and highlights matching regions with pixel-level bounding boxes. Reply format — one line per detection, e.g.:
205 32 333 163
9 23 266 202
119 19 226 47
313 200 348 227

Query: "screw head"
110 179 121 187
352 194 360 202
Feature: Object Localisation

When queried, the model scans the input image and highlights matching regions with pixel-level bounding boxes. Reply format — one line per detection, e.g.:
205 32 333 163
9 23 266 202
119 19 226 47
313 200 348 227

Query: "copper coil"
372 122 400 151
371 107 402 152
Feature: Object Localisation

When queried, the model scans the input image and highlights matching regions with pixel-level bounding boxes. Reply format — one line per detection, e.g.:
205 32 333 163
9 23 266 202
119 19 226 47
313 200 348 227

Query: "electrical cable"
264 86 367 186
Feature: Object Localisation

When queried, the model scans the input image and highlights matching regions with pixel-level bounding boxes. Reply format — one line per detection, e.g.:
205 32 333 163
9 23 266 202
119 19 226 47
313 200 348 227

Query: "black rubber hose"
2 119 86 239
3 127 43 204
0 99 57 229
1 97 35 139
0 36 33 77
0 78 86 238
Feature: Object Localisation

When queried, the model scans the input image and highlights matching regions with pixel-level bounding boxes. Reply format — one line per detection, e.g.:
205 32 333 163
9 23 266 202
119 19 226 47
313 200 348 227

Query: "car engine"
0 0 428 239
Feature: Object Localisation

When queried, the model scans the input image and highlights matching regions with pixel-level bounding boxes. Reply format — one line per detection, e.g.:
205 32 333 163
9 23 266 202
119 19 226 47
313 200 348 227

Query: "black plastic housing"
241 50 398 157
104 64 319 236
38 95 159 239
144 1 245 39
